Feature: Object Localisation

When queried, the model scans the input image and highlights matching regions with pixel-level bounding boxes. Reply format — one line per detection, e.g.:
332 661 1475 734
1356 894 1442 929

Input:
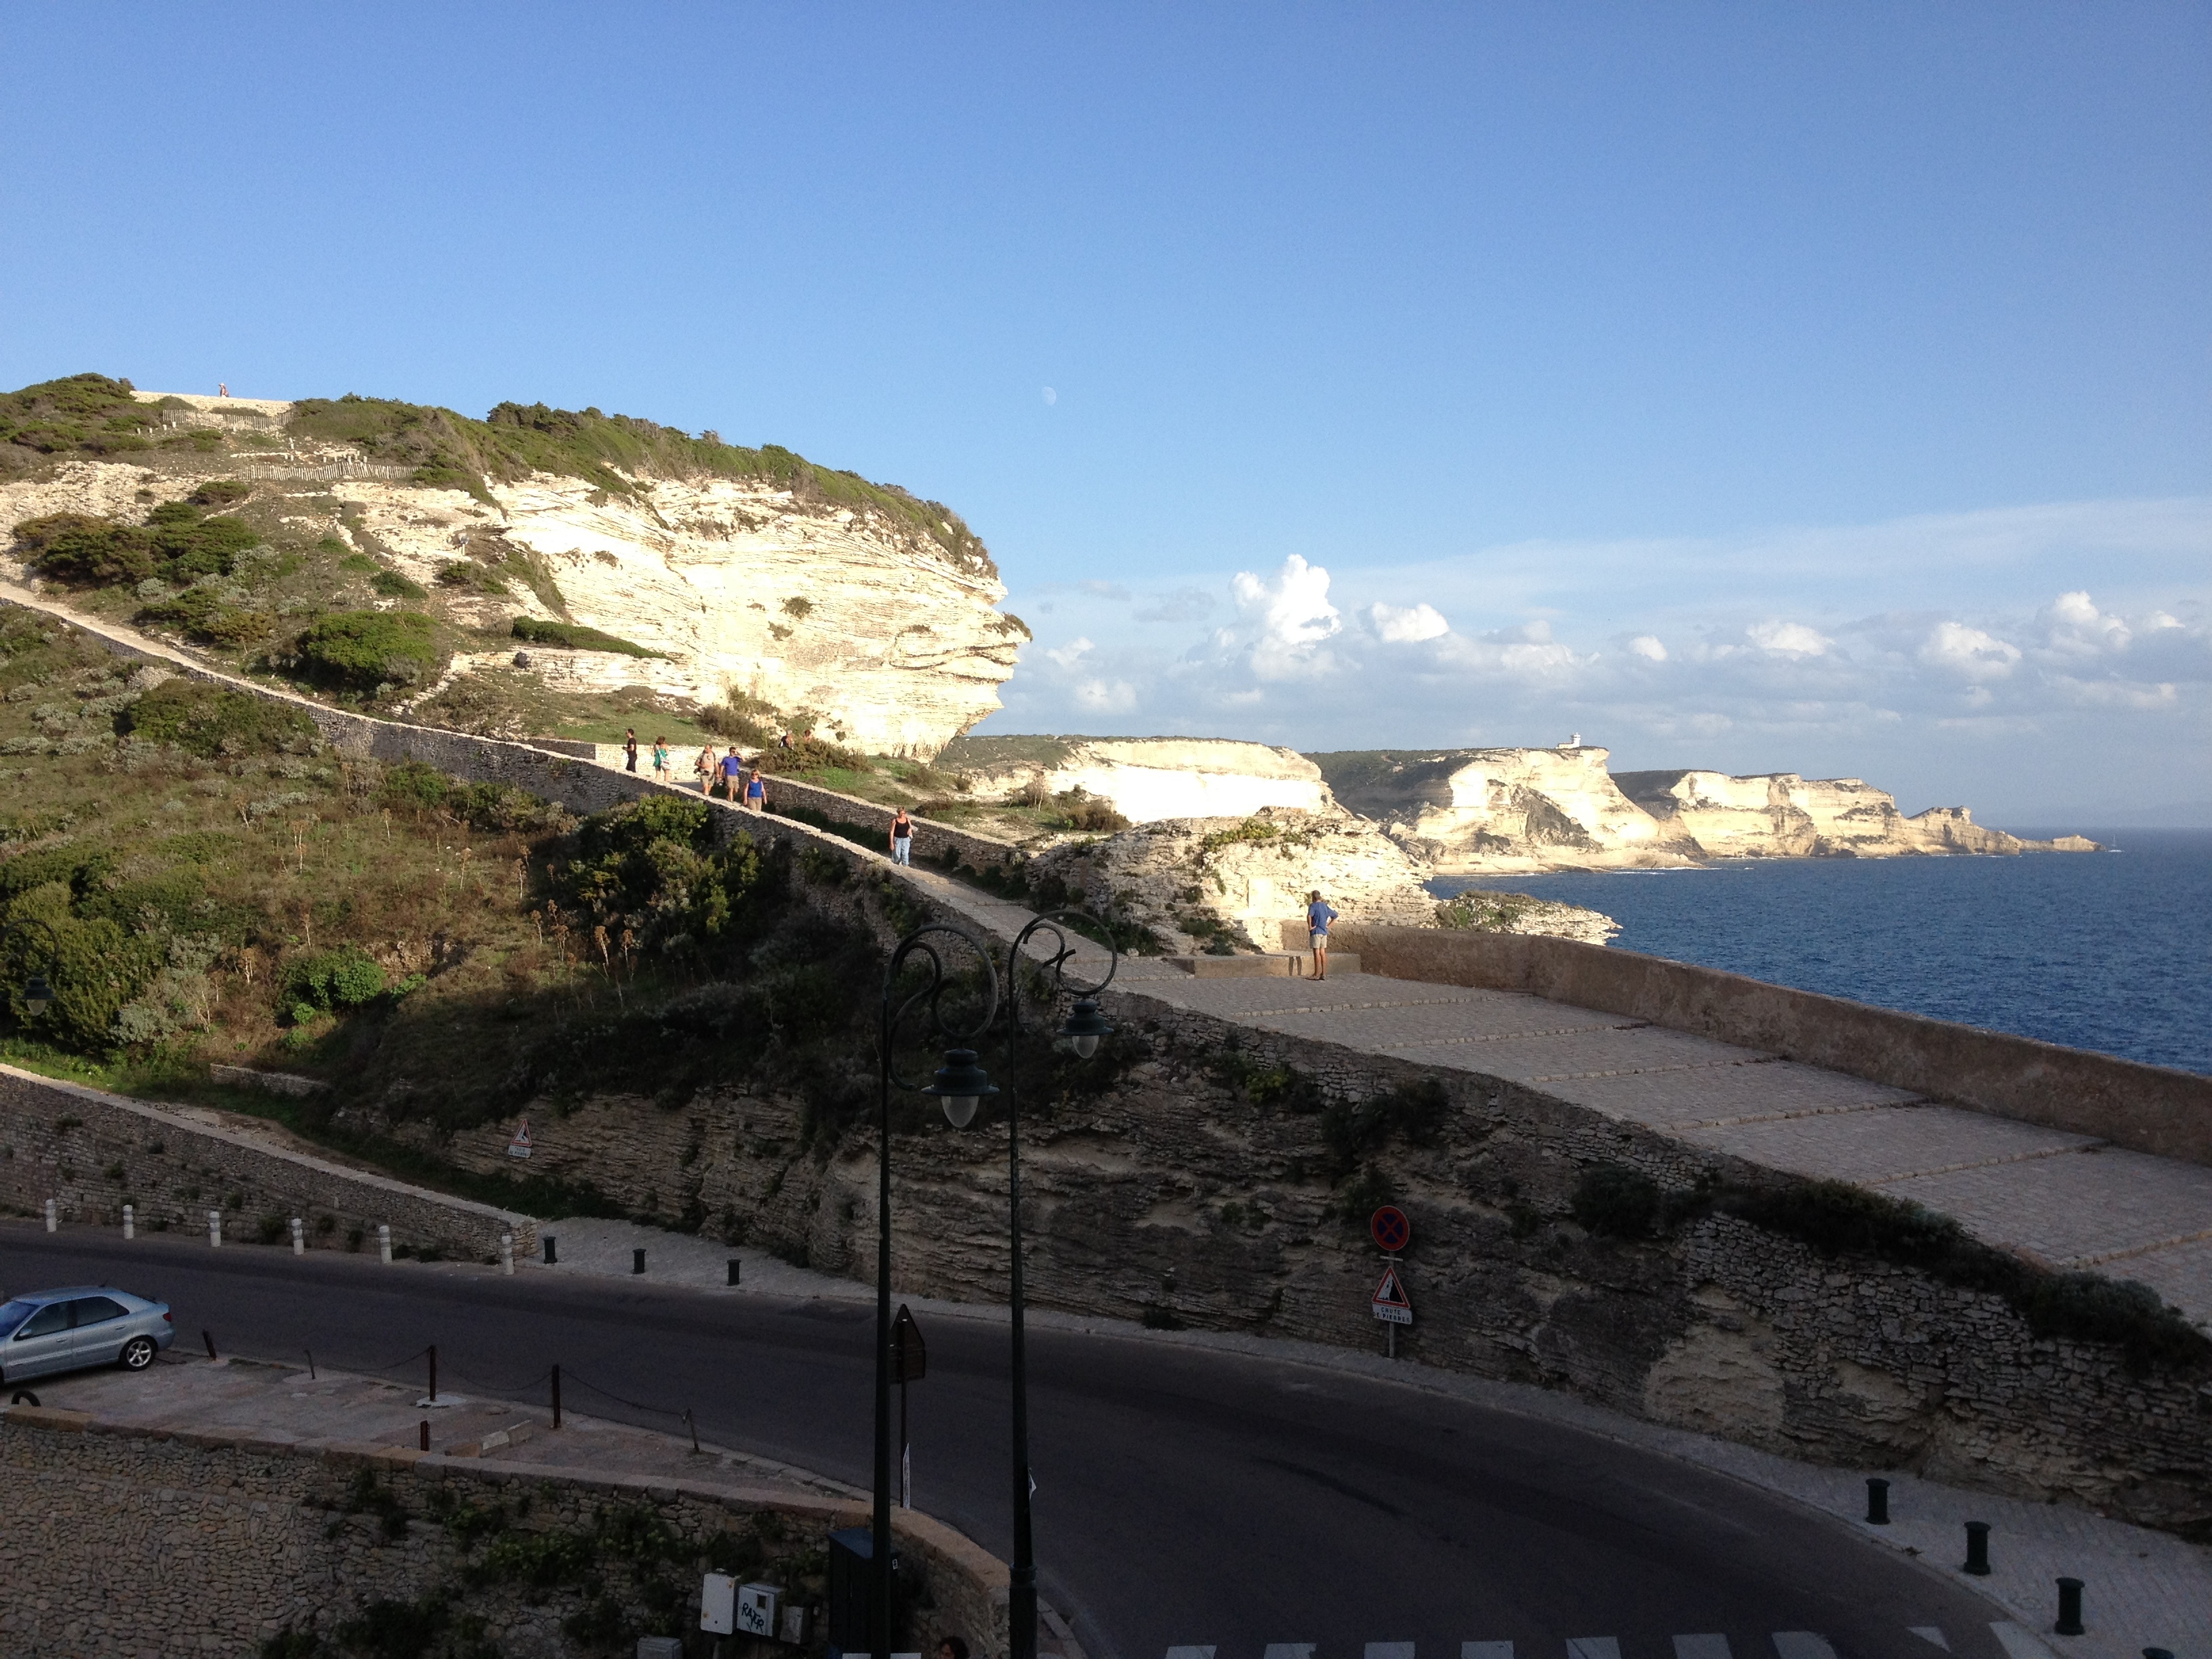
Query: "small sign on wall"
506 1118 533 1160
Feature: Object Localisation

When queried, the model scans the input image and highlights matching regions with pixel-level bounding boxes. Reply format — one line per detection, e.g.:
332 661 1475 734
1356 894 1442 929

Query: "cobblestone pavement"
893 867 2212 1332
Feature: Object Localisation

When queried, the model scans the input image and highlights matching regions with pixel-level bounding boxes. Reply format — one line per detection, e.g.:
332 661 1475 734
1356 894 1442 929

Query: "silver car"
0 1285 175 1382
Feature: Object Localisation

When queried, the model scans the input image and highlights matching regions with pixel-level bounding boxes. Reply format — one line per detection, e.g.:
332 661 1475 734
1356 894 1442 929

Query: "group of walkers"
619 727 768 810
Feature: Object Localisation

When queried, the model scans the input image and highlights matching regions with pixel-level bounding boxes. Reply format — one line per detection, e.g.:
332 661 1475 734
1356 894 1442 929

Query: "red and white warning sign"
506 1118 533 1160
1371 1265 1413 1325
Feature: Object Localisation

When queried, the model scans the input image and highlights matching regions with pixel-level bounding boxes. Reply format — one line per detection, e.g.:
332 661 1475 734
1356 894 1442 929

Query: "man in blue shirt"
1306 889 1339 981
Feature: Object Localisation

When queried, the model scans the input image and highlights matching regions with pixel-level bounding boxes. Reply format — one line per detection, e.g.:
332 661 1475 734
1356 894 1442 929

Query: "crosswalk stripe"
1264 1647 1315 1659
1462 1644 1514 1659
1989 1624 2056 1659
1910 1629 1949 1651
1366 1645 1416 1659
1675 1636 1731 1659
1568 1640 1622 1659
1771 1635 1837 1659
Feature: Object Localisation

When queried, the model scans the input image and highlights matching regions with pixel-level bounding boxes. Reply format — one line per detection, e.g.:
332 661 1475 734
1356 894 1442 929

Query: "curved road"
1 1227 2011 1659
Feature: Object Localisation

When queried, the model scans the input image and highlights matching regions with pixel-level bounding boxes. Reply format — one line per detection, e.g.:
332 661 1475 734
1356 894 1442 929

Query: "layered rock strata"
945 734 1334 821
1314 747 2100 873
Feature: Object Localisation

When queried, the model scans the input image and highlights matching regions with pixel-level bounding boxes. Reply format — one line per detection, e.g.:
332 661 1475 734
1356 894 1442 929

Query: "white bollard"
123 1204 134 1240
207 1209 222 1248
500 1231 514 1276
377 1223 392 1265
290 1217 305 1256
45 1197 56 1232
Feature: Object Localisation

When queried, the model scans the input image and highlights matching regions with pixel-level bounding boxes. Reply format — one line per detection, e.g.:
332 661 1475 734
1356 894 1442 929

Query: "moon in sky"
1042 386 1057 405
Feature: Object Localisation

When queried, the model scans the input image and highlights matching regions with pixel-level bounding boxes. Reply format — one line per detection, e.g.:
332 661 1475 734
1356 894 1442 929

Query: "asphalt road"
1 1225 2012 1659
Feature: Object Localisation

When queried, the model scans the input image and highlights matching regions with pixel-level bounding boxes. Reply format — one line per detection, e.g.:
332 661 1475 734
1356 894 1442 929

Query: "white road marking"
1675 1637 1732 1659
1568 1640 1623 1659
1910 1629 1950 1651
1771 1635 1838 1659
1989 1624 2058 1659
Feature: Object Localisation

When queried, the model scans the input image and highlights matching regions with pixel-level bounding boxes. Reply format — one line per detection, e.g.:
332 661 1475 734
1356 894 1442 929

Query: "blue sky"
3 4 2207 821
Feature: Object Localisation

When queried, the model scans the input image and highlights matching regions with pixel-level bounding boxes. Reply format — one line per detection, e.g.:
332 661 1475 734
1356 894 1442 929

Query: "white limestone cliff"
944 735 1334 821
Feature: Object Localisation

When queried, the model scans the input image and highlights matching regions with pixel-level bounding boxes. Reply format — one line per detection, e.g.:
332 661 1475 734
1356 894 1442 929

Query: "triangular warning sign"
1371 1265 1412 1324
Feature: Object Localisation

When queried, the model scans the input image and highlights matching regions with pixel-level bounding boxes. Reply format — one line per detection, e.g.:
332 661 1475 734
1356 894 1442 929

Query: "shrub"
186 478 252 508
2 890 161 1049
752 733 867 775
121 678 317 756
1052 787 1130 833
1200 817 1279 854
371 569 427 598
1571 1164 1663 1238
436 558 509 595
283 947 388 1014
1319 1078 1448 1176
510 616 663 657
293 610 441 693
0 373 155 458
1437 890 1537 930
136 586 275 647
560 797 769 951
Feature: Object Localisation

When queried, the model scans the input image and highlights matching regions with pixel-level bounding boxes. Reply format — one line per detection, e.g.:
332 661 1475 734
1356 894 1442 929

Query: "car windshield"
0 1299 39 1338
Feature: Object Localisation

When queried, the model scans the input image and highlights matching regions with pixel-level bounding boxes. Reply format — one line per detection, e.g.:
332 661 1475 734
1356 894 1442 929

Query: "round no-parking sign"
1370 1205 1411 1253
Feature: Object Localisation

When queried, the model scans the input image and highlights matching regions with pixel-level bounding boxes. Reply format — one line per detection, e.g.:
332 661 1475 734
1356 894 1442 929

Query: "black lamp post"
876 912 1119 1659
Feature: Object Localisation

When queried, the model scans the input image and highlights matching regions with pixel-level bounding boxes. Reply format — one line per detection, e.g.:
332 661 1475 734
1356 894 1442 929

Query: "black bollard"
418 1420 430 1452
1866 1478 1890 1525
551 1364 562 1430
1964 1521 1992 1576
728 1257 741 1286
203 1329 218 1361
2055 1579 2084 1637
632 1247 646 1275
428 1345 438 1404
544 1235 556 1265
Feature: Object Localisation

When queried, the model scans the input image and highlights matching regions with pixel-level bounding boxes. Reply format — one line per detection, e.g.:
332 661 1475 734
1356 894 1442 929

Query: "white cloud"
1368 600 1450 643
1627 634 1668 661
1044 636 1094 668
1920 621 2022 681
2043 590 2133 657
1074 678 1136 712
1227 554 1343 680
1746 620 1832 657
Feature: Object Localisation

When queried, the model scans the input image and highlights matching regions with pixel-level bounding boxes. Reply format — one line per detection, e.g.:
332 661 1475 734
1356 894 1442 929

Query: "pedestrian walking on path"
623 728 639 773
720 746 745 800
694 744 715 794
890 806 914 865
745 766 767 812
650 735 670 784
1307 888 1339 980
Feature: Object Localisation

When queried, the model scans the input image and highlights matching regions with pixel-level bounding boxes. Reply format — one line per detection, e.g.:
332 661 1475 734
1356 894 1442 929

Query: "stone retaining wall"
453 987 2212 1529
0 1064 535 1261
0 1404 1006 1658
1331 923 2212 1166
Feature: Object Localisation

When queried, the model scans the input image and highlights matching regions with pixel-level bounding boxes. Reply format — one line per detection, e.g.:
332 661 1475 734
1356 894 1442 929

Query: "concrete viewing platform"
897 866 2212 1332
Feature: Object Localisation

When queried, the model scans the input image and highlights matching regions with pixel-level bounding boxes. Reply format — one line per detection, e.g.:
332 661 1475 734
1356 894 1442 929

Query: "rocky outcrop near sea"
1312 745 2100 874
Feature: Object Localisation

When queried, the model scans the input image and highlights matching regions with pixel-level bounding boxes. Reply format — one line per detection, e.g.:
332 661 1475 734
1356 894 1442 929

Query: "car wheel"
119 1336 157 1372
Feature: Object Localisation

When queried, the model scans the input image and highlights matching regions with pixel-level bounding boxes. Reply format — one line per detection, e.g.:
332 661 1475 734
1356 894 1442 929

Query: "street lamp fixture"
875 910 1119 1659
23 975 55 1019
924 1048 997 1128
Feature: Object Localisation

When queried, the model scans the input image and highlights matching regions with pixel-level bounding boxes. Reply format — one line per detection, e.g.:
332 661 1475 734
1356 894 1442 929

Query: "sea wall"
0 1404 1006 1659
0 1064 536 1260
1327 924 2212 1166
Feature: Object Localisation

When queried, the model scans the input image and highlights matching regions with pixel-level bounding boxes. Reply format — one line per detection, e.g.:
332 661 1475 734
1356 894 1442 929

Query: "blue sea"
1433 830 2212 1076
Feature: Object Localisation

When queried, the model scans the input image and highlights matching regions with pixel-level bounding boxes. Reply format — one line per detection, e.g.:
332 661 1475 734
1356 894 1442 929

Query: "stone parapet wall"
0 1065 535 1260
1330 923 2212 1166
0 1405 1006 1659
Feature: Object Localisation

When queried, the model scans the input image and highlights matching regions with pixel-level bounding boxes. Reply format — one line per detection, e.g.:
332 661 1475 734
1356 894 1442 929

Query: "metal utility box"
737 1582 781 1639
701 1572 737 1636
779 1603 813 1645
826 1525 899 1659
